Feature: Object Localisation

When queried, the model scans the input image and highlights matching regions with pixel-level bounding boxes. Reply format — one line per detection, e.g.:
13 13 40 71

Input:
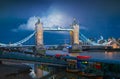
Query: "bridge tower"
69 18 81 51
72 18 79 45
35 18 45 55
35 18 43 46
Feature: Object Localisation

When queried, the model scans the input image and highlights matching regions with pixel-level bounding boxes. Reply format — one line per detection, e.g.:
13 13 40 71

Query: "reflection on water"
69 53 80 57
34 65 50 78
77 51 120 60
30 51 120 79
105 52 114 59
32 65 88 79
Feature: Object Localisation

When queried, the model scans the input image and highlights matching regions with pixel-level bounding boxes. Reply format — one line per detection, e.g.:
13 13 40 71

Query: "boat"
77 55 91 60
66 59 79 73
55 54 69 58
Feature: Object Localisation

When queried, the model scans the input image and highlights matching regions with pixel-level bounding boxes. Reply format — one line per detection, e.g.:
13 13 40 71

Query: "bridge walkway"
0 53 67 67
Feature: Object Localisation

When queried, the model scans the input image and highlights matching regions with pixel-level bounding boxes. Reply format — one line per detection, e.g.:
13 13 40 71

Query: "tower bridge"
35 18 80 48
0 18 119 51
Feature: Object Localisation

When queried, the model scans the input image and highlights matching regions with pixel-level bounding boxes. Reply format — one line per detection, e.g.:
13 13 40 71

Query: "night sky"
0 0 120 44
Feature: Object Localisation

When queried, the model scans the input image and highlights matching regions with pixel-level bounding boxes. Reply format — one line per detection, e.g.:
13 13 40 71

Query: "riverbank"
0 62 32 79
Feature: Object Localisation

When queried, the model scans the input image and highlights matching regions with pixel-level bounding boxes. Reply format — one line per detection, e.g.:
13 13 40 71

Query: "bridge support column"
35 18 45 55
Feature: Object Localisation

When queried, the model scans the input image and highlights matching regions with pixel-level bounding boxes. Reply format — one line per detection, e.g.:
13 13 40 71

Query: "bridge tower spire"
72 18 79 45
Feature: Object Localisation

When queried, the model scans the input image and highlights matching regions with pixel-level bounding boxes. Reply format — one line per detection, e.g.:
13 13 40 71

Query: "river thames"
28 50 120 79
